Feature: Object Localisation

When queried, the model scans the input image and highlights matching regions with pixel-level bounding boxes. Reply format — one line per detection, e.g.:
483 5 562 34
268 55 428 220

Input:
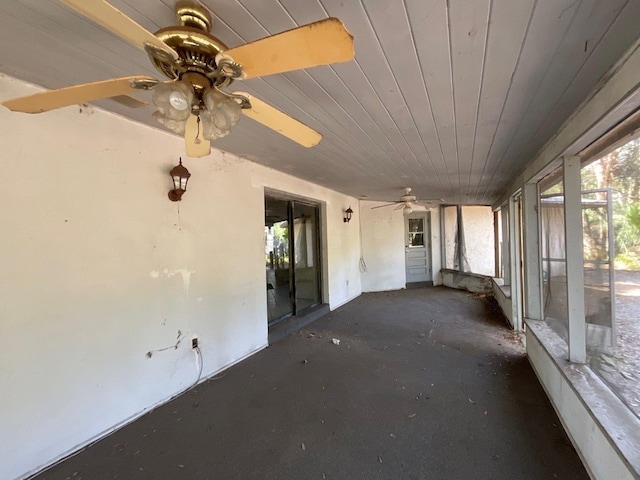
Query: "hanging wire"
358 200 368 273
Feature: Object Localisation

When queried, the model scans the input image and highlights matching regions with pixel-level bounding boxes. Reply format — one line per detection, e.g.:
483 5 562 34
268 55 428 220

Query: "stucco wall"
359 201 442 292
0 73 362 480
461 206 495 276
359 201 406 292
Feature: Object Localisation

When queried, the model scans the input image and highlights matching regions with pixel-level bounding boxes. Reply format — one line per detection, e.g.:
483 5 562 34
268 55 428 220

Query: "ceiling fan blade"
222 18 354 79
371 202 400 210
184 115 211 158
236 92 322 148
60 0 178 61
1 76 159 113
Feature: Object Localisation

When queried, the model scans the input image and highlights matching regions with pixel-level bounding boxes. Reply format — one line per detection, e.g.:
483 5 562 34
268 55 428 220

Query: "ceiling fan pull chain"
195 115 202 145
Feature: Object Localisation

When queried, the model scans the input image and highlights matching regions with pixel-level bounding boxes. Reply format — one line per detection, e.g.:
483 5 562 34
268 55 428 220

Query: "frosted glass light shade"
152 81 194 134
200 88 242 140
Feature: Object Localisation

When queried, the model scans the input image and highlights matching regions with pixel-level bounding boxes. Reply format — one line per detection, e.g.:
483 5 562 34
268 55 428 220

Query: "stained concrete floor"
33 287 588 480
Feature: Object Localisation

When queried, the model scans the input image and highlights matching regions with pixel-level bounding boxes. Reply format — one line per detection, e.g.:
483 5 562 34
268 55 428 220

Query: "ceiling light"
403 205 413 216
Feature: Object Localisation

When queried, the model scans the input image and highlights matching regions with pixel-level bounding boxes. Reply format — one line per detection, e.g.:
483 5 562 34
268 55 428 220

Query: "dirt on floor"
590 270 640 417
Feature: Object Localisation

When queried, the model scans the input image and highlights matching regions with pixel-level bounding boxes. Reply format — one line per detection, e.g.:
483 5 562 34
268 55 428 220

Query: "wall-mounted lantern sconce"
168 157 191 202
343 206 354 223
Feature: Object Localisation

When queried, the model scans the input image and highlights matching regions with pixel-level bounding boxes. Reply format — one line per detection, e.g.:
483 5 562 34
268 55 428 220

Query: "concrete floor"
33 287 587 480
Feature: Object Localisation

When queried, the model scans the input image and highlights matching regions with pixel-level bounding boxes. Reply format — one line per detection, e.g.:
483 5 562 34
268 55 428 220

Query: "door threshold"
406 281 434 289
268 304 330 344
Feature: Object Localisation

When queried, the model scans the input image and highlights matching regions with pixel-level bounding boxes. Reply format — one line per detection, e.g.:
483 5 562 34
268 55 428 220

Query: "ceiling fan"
371 188 444 215
0 0 355 157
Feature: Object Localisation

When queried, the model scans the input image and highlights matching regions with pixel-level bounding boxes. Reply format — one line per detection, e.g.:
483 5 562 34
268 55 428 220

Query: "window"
442 205 495 276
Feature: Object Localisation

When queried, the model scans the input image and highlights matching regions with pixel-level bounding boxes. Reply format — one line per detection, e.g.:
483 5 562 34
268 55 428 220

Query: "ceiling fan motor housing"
149 2 231 86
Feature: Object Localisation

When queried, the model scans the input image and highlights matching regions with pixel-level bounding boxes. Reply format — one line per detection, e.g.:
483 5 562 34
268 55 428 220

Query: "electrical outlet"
192 337 198 349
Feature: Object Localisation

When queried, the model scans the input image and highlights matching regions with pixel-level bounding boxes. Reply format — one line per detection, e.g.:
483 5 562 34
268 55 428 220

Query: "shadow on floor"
33 287 587 480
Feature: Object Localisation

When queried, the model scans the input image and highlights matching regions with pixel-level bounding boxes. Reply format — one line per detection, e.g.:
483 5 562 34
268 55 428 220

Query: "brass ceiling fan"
1 0 355 157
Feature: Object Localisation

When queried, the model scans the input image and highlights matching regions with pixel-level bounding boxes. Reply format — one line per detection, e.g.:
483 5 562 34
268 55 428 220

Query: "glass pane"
582 190 614 347
409 218 423 233
265 197 293 323
540 168 569 342
409 233 424 247
293 202 320 313
582 135 640 420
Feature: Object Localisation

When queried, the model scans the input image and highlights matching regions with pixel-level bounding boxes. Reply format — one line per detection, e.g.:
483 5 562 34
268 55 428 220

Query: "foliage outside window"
582 134 640 420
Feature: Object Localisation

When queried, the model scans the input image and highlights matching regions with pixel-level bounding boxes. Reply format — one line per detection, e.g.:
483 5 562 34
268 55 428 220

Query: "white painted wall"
359 201 406 292
0 74 362 480
461 206 495 276
359 201 442 292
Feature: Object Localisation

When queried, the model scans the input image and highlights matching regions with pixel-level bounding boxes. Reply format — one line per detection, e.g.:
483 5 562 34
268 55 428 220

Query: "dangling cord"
194 116 202 145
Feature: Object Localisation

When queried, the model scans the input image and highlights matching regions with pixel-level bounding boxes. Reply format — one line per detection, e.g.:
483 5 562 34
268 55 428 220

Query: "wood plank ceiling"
0 0 638 204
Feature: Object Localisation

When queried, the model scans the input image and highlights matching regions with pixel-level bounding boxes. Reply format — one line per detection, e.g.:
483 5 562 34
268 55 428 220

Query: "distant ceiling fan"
371 188 444 215
1 0 355 157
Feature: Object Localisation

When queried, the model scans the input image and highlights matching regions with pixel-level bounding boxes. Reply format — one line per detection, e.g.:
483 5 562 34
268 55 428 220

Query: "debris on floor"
331 338 340 345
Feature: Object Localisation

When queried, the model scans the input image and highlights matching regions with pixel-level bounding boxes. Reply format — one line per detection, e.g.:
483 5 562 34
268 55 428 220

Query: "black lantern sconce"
168 157 191 202
343 206 354 223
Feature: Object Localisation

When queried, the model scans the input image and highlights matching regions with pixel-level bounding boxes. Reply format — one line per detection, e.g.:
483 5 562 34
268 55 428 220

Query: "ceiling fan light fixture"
152 81 194 121
200 88 242 140
403 204 413 216
153 111 187 135
168 90 190 111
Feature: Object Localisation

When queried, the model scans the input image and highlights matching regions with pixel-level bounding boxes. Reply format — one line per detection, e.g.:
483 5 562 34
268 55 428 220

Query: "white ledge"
526 318 640 479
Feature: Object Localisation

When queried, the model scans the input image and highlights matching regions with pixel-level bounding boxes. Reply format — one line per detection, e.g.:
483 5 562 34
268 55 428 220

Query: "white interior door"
405 212 432 284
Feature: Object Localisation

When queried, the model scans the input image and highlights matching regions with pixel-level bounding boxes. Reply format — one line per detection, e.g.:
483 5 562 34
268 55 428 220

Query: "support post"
508 196 522 331
494 210 500 278
522 183 543 320
563 155 586 363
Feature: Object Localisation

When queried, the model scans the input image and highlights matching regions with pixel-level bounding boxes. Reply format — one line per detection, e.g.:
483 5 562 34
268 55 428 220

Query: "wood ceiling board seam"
329 59 428 178
310 66 408 166
326 62 437 183
320 0 428 181
447 0 492 200
403 0 456 194
408 0 458 180
229 87 382 184
476 0 582 202
363 0 447 186
468 0 535 203
283 69 400 178
495 0 629 188
473 0 571 203
444 0 462 196
109 0 176 30
231 0 299 34
247 74 384 175
58 0 178 61
16 1 158 79
357 1 439 181
498 0 637 195
463 0 493 203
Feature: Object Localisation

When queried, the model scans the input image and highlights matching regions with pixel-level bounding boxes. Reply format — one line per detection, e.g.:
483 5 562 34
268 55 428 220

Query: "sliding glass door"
264 194 321 324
